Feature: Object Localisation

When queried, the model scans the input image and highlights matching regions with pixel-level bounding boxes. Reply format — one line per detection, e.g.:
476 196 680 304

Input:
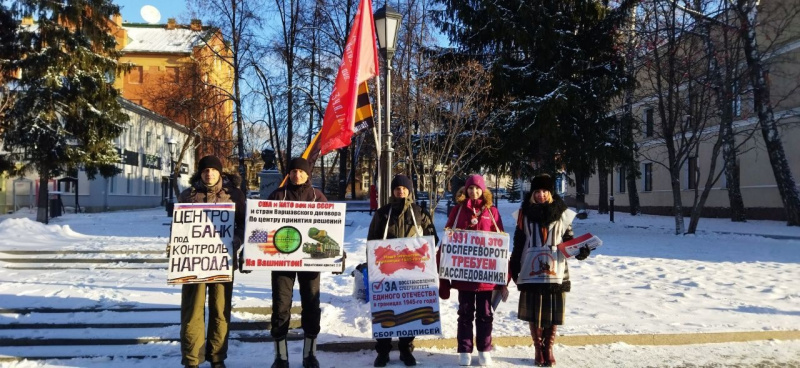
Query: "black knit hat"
198 155 223 173
531 174 555 192
288 157 311 175
391 175 413 192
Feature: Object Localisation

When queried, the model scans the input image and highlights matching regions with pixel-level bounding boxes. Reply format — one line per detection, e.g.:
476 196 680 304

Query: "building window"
618 166 626 193
110 173 117 194
644 108 654 137
582 176 590 195
165 66 179 83
127 173 133 194
687 157 697 190
146 131 152 149
129 128 135 148
129 66 143 84
644 163 653 192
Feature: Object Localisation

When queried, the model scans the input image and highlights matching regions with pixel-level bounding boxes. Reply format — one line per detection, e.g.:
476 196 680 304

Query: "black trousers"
375 337 415 354
270 271 321 339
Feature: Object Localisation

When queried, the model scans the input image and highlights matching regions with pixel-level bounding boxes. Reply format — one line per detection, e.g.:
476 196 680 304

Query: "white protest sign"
438 229 510 285
167 203 235 284
367 236 442 339
242 200 345 272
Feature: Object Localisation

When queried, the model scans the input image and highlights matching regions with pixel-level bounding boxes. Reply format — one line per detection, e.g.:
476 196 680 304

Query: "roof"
121 24 215 54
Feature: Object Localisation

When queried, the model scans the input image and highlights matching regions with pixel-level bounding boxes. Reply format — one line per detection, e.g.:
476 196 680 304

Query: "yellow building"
110 16 235 165
564 2 800 221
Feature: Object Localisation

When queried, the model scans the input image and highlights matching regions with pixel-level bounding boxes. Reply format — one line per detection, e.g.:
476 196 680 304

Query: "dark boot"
399 339 416 366
543 325 557 367
271 339 289 368
210 362 227 368
374 352 390 367
529 323 545 367
303 337 320 368
374 338 391 367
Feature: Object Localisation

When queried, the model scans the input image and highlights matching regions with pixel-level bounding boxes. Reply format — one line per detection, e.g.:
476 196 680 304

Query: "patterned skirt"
517 291 566 327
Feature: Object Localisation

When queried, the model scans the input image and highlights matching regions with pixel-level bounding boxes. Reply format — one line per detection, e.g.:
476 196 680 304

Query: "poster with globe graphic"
242 199 346 272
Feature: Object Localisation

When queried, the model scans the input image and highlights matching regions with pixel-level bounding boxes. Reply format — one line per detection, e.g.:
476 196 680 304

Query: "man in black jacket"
267 158 327 368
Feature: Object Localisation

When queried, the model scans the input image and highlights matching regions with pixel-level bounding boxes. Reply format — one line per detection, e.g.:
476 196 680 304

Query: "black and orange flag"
304 82 374 165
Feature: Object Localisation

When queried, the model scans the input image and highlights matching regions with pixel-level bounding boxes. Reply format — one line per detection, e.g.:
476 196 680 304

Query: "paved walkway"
316 330 800 352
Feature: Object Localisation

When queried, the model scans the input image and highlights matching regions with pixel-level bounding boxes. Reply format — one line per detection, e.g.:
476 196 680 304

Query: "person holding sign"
510 174 590 367
367 175 438 367
177 156 246 368
440 174 505 366
266 157 328 368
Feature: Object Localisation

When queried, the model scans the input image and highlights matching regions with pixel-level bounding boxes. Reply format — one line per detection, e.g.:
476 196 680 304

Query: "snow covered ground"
0 200 799 367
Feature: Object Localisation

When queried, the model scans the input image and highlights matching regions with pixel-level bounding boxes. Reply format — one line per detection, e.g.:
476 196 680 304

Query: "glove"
234 241 251 274
439 279 451 300
575 246 591 261
332 251 347 275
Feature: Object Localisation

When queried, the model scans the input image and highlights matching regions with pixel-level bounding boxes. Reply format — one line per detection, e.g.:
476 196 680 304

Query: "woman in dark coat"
510 174 590 367
367 175 438 367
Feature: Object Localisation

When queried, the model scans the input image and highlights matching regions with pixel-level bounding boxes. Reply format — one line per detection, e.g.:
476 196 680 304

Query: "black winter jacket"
267 181 327 202
178 172 247 250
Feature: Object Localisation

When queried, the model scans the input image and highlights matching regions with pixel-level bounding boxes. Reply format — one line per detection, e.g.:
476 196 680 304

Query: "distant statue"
261 148 277 170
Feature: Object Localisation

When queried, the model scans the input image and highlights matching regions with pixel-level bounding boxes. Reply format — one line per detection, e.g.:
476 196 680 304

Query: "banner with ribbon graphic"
367 236 442 339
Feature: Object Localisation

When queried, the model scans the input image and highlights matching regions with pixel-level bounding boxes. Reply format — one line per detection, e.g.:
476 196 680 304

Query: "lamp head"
374 5 402 54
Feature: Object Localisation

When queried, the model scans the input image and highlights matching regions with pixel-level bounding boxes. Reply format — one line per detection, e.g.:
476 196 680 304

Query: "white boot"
459 352 472 366
478 351 492 366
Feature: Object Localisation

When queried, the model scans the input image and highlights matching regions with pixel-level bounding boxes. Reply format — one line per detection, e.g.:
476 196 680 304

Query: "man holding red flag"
267 0 379 367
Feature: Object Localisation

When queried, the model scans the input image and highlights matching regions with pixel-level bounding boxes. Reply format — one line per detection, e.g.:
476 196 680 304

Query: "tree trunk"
623 4 640 216
598 166 608 214
737 1 800 226
575 171 587 212
669 165 685 235
351 144 357 199
36 173 50 224
625 164 640 215
338 147 348 200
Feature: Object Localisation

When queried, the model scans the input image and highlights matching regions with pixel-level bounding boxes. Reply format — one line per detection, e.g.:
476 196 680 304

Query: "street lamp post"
374 4 402 207
166 138 177 217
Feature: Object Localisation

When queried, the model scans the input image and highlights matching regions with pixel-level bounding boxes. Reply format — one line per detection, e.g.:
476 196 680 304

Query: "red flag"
317 0 379 155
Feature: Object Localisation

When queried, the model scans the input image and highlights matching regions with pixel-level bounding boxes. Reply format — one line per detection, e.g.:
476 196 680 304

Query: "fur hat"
391 175 413 192
464 174 487 192
531 174 555 192
288 157 311 175
197 155 223 173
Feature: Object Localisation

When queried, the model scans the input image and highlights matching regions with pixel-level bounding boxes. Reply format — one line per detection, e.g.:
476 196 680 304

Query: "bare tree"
190 0 265 193
732 0 800 226
145 62 225 194
397 58 502 214
638 0 718 234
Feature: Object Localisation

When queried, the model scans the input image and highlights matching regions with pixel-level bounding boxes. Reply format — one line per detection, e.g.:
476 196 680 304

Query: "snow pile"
0 218 88 248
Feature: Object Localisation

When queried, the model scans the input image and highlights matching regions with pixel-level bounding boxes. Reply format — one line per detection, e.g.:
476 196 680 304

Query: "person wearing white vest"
509 174 590 367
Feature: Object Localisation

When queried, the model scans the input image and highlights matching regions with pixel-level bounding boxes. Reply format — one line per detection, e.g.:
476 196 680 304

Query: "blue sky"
115 1 191 24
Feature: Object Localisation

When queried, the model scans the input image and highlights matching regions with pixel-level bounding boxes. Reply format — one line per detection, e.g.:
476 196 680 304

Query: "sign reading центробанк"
167 203 235 284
